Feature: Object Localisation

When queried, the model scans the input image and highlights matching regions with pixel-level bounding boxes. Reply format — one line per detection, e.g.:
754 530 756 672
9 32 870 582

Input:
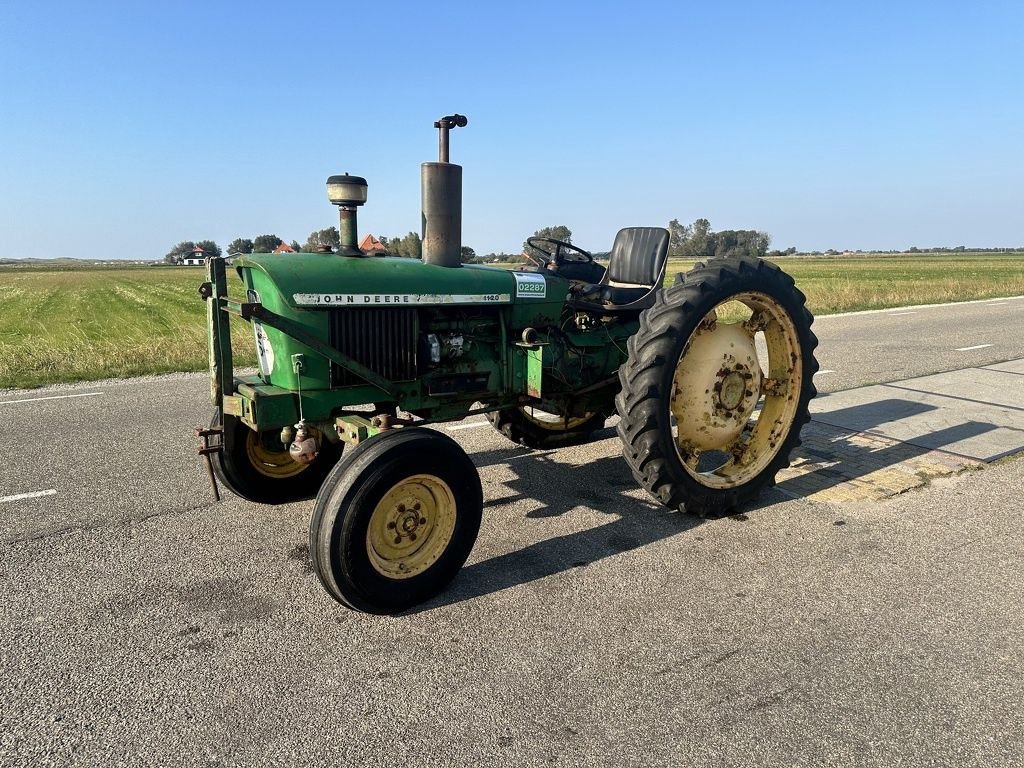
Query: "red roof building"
273 242 296 253
359 234 387 254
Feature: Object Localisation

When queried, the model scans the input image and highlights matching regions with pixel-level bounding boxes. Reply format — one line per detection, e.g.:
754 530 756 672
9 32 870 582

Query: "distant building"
273 242 296 253
359 234 387 255
182 245 206 266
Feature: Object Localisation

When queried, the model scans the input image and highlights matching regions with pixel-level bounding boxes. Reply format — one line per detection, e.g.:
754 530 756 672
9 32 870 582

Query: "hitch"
195 425 223 502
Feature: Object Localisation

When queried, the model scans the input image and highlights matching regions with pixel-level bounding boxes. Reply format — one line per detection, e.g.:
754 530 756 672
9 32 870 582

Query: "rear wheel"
616 257 818 516
487 406 606 448
309 429 483 614
212 412 342 505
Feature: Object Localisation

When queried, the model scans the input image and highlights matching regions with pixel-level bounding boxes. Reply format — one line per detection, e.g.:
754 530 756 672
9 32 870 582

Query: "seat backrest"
605 227 670 286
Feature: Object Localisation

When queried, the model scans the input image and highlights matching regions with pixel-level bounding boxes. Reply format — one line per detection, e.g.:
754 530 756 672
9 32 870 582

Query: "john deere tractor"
198 114 818 614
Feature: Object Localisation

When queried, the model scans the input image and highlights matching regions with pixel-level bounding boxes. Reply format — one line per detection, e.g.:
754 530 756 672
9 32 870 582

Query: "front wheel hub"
366 474 457 579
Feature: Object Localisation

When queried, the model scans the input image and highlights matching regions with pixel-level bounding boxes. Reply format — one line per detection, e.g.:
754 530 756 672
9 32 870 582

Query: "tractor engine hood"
235 253 560 309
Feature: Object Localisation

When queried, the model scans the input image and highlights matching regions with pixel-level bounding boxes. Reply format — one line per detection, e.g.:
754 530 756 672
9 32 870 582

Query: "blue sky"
1 1 1021 260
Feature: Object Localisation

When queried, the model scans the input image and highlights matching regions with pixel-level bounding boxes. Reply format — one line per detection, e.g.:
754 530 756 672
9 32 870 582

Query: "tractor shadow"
412 397 998 612
775 397 996 499
411 449 710 612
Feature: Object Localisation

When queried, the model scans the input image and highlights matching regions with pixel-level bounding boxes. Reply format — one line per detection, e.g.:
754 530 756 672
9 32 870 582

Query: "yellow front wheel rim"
366 474 457 580
244 430 309 480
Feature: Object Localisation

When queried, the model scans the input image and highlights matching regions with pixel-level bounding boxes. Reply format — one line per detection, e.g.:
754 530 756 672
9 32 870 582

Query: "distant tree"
461 246 477 263
303 226 340 252
164 240 195 265
523 225 572 259
404 231 422 259
667 218 691 257
711 229 770 259
681 218 713 258
227 238 253 256
289 240 301 253
195 239 221 259
252 234 283 253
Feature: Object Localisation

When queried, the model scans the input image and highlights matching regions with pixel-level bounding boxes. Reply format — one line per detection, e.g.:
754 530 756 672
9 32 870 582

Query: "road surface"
1 296 1022 767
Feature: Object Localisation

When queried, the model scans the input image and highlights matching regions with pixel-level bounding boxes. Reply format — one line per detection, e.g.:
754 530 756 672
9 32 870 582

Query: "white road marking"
816 369 836 375
955 344 993 352
987 302 1008 306
888 311 917 316
446 420 490 431
0 489 57 504
0 392 104 406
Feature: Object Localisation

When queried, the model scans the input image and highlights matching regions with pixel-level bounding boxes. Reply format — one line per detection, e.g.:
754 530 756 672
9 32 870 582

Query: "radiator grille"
328 308 418 388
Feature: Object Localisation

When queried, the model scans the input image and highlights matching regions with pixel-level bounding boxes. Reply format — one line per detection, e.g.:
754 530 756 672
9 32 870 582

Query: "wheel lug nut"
397 504 406 513
419 517 427 525
408 532 417 541
393 536 402 545
413 502 421 510
387 522 396 530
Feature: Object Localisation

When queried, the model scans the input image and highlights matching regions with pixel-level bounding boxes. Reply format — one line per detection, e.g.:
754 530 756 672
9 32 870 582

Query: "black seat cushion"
606 227 670 286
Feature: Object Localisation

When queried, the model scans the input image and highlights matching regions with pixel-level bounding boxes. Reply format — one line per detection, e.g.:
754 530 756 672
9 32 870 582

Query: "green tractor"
198 114 818 614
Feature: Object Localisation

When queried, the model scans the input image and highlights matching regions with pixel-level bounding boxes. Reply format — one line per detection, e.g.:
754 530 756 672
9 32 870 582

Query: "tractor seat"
569 227 670 314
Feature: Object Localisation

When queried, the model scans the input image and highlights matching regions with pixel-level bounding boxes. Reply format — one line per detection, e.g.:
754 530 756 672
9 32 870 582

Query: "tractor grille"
327 308 418 388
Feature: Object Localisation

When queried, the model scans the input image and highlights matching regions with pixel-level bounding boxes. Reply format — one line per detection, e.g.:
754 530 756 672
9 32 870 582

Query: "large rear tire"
616 257 818 516
309 429 483 614
212 412 342 505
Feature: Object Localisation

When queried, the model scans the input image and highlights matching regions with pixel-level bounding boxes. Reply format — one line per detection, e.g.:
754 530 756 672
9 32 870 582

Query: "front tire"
309 429 483 614
212 412 342 505
616 257 818 516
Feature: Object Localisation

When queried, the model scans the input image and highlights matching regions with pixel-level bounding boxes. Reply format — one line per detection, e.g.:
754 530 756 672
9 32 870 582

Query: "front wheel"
616 256 818 516
309 429 483 614
212 412 342 505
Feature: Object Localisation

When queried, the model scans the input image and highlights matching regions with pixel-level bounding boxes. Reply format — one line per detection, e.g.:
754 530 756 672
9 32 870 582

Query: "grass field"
2 254 1023 389
665 253 1024 315
0 266 255 390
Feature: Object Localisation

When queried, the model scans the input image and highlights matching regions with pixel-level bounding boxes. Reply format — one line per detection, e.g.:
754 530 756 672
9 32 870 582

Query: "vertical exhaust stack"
421 114 468 268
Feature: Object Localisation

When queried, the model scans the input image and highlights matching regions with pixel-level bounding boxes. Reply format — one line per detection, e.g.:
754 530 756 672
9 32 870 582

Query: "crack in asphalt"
2 502 217 545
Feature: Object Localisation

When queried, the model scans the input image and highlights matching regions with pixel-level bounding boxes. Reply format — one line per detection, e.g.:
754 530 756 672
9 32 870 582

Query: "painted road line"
0 392 104 406
0 489 57 504
955 344 993 352
446 421 491 431
888 311 917 316
816 369 836 375
987 302 1008 306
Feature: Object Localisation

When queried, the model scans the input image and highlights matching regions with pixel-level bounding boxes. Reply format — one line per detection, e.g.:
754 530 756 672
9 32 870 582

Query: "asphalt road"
2 297 1023 767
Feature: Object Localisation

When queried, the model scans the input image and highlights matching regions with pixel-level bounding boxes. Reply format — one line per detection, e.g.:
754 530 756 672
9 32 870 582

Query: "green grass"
667 253 1024 315
0 266 255 390
2 253 1023 389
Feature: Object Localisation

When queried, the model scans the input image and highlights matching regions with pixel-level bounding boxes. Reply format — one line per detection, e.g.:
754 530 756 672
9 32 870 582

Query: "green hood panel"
236 254 544 309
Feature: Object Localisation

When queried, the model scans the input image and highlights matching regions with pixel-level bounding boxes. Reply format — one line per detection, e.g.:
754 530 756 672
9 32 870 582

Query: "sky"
1 0 1022 260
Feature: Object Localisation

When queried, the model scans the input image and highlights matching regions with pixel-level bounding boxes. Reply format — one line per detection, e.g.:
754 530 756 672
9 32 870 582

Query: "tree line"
667 218 779 259
163 218 783 265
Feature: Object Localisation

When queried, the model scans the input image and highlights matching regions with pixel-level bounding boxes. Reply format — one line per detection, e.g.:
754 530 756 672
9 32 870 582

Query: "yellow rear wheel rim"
670 291 803 489
519 407 595 432
366 474 457 580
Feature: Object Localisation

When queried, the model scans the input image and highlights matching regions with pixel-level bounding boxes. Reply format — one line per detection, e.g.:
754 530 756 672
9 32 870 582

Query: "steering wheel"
525 237 593 267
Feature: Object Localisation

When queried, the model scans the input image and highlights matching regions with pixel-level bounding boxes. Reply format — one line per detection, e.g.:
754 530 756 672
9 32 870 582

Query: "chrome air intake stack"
421 114 467 268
